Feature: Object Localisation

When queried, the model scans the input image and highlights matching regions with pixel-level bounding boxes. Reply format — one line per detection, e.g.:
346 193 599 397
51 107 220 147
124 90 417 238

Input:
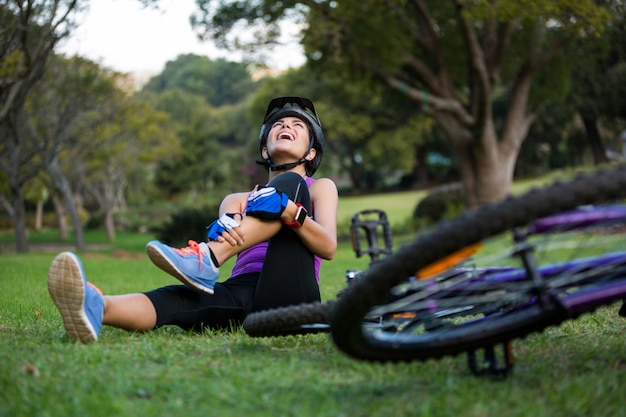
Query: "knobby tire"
243 301 335 337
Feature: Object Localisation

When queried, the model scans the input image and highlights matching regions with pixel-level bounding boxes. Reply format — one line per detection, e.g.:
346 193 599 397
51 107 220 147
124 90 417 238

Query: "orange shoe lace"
173 240 205 268
88 282 103 295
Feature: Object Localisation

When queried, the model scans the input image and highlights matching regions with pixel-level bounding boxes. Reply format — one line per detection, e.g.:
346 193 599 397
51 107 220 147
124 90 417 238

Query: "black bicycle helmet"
257 96 325 176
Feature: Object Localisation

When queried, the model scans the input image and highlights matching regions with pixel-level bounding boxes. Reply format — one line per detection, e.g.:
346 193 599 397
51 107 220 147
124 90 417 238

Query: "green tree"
17 55 122 250
138 55 259 197
142 54 258 107
0 0 82 252
189 0 611 207
78 97 178 241
569 1 626 164
153 101 253 198
16 55 177 248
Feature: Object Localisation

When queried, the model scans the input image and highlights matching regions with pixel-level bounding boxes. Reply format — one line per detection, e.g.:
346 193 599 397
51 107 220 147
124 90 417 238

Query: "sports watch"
284 204 308 228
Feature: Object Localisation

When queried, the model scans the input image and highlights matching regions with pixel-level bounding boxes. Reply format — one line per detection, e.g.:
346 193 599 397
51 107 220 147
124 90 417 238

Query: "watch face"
296 206 307 225
285 204 307 228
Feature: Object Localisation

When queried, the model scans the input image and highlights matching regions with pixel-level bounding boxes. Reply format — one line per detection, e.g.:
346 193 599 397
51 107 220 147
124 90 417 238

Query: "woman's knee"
268 172 309 203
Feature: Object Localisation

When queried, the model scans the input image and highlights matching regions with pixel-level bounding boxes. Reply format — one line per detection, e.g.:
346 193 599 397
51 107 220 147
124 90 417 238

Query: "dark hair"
258 97 325 176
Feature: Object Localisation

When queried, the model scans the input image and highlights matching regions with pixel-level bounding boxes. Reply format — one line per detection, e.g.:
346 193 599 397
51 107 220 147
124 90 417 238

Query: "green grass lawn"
2 169 625 417
1 233 625 417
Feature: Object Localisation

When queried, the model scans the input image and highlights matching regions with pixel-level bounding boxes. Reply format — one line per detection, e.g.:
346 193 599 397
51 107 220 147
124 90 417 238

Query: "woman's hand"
218 226 245 246
207 213 245 246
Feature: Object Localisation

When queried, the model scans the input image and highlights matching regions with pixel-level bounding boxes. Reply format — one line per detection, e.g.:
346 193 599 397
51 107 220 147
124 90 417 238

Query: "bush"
412 183 467 228
116 205 175 233
86 211 104 229
155 206 220 246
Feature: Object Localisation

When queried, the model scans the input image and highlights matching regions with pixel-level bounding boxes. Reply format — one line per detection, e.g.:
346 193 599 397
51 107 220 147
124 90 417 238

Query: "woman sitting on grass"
47 96 338 343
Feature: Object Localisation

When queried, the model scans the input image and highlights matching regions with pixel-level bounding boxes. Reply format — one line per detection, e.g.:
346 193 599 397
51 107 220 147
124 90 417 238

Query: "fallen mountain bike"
329 164 626 376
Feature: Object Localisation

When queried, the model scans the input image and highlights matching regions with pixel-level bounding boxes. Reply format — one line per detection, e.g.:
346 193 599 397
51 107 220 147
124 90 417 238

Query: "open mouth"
278 131 295 140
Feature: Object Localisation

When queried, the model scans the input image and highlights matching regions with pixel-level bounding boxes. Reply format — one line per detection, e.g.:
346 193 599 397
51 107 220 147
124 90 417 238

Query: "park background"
1 1 626 416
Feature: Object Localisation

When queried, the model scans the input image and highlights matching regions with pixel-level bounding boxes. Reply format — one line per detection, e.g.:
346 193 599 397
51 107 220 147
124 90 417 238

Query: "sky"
57 0 305 77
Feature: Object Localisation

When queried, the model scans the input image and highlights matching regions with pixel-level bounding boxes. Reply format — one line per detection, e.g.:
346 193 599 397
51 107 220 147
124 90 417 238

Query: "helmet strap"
256 157 307 171
258 144 314 172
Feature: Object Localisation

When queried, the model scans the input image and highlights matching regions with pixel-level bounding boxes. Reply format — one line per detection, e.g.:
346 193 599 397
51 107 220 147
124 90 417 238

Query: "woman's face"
264 116 314 162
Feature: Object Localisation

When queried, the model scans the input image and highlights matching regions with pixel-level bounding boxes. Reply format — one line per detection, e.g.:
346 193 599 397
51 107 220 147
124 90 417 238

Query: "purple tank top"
230 177 322 281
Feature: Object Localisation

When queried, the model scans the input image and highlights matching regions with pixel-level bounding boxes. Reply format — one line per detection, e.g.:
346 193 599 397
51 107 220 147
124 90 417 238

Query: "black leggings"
144 172 321 331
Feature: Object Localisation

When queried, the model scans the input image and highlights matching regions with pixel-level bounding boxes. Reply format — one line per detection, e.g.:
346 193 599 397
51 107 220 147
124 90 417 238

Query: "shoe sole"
146 244 215 294
47 252 98 343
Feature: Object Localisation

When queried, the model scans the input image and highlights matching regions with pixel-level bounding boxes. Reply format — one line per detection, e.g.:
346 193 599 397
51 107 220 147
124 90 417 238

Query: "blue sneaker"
47 252 104 343
146 240 219 294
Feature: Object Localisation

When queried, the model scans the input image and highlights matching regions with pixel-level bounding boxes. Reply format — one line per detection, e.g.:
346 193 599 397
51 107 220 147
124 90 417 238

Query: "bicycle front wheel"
330 165 626 363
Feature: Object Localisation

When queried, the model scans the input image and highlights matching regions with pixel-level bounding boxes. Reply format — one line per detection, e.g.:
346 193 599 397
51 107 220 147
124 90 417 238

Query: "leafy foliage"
138 54 260 198
412 183 467 228
142 54 258 107
0 0 84 251
189 0 616 207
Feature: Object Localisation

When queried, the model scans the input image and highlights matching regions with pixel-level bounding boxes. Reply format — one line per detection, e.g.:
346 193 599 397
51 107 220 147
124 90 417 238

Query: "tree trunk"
0 193 14 217
35 199 44 231
105 209 116 242
52 194 68 241
581 115 608 165
48 162 85 250
414 144 430 188
10 186 29 253
456 150 515 208
349 156 364 191
62 186 85 251
447 120 520 208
